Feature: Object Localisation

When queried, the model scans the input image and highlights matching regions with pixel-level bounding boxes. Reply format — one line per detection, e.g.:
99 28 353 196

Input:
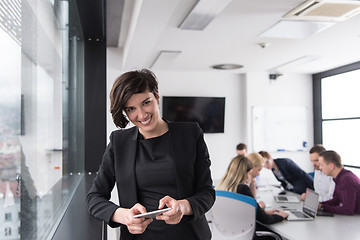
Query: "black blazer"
87 122 215 240
273 158 314 194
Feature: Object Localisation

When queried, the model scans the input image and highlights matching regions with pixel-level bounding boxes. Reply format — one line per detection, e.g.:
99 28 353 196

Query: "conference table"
256 177 360 240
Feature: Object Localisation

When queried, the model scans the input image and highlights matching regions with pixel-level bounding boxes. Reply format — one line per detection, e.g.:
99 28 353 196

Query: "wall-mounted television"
162 96 225 133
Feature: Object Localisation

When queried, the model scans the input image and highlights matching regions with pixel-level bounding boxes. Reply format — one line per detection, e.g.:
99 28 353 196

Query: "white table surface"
256 180 360 240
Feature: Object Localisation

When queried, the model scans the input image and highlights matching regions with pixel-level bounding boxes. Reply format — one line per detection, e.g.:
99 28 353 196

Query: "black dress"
134 131 197 240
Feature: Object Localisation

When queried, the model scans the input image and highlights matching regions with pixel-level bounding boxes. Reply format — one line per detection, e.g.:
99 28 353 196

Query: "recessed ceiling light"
211 64 243 70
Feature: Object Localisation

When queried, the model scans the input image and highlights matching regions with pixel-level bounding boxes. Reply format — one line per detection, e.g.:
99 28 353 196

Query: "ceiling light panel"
258 20 334 39
270 55 321 72
150 51 182 70
179 0 233 30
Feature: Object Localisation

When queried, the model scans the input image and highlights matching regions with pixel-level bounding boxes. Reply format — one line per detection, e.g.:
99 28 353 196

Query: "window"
5 227 12 236
321 70 360 119
313 62 360 169
0 0 84 239
5 213 12 221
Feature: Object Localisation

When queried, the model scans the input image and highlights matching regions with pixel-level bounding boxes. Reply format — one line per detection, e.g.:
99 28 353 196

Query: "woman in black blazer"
86 69 215 240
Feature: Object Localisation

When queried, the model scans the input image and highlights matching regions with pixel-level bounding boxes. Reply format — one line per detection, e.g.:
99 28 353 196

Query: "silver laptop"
285 188 319 221
274 194 300 203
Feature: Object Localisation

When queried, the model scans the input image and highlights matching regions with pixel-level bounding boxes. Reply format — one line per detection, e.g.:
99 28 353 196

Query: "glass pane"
322 119 360 167
321 69 360 119
1 0 84 239
0 18 22 240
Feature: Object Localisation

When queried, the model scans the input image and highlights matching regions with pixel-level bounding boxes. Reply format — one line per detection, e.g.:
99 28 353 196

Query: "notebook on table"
285 188 319 221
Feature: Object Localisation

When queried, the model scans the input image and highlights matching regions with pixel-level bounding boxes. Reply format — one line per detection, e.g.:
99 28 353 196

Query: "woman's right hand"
111 203 153 234
274 210 289 219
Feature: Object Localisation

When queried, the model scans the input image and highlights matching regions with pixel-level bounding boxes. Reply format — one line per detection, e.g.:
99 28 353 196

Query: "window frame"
313 61 360 168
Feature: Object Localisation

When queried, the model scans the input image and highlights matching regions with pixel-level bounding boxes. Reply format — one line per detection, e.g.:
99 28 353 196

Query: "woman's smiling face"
124 91 163 137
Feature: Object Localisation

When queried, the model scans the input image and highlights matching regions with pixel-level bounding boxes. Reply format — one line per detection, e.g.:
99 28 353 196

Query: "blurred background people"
236 143 248 156
216 155 288 229
259 151 314 195
301 145 335 201
318 150 360 215
247 152 266 209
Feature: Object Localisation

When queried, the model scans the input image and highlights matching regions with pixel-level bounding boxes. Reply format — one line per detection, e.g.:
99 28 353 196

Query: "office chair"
208 190 280 240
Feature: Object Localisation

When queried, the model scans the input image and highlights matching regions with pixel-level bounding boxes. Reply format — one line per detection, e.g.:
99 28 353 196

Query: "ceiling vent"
283 0 360 21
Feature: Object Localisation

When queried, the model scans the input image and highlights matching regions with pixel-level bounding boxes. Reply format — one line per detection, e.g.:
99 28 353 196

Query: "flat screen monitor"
162 96 225 133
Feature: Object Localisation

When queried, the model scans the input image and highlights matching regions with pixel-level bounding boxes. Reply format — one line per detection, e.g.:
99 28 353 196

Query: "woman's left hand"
156 195 193 224
258 200 266 209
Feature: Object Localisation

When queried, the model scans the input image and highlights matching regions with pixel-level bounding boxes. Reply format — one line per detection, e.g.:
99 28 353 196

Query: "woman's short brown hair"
110 69 159 128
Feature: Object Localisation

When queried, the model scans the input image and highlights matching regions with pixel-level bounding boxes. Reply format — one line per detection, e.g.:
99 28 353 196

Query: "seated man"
259 151 314 195
318 150 360 215
236 143 248 156
301 145 335 201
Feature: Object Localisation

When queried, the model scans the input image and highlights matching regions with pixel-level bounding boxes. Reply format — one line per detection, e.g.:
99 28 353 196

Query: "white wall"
245 72 314 172
156 71 246 181
106 48 314 184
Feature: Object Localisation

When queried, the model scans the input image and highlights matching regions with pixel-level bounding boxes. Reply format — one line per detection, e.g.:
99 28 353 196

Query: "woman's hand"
265 209 289 219
248 176 257 198
111 203 153 234
258 200 266 209
156 195 193 224
300 193 306 201
273 209 289 219
249 176 256 188
265 209 277 214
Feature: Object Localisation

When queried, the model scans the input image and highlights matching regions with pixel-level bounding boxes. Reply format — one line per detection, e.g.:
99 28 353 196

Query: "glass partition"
0 0 84 239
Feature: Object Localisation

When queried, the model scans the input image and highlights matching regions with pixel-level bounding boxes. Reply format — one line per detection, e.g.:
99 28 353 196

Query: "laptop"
285 188 319 221
274 192 300 203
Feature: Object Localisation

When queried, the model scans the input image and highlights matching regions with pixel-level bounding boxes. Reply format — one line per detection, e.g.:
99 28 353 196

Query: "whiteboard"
252 106 308 152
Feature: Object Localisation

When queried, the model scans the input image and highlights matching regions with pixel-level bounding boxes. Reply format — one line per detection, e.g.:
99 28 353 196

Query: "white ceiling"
109 0 360 74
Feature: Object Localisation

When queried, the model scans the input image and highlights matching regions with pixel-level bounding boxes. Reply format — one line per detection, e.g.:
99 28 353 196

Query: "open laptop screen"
303 188 319 217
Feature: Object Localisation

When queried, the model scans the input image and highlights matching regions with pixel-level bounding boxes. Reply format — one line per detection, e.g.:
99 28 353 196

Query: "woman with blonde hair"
216 155 288 226
216 154 253 192
247 152 266 208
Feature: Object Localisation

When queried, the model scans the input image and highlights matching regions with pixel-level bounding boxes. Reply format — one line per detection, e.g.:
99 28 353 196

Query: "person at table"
86 69 215 240
318 150 360 215
236 143 248 156
259 151 314 195
301 145 335 201
247 152 266 208
216 155 289 225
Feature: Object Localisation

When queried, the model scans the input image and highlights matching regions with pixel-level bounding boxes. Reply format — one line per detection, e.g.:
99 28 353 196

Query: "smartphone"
133 208 172 219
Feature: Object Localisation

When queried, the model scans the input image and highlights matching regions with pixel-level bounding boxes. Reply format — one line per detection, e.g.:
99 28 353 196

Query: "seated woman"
216 155 288 226
247 152 266 208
